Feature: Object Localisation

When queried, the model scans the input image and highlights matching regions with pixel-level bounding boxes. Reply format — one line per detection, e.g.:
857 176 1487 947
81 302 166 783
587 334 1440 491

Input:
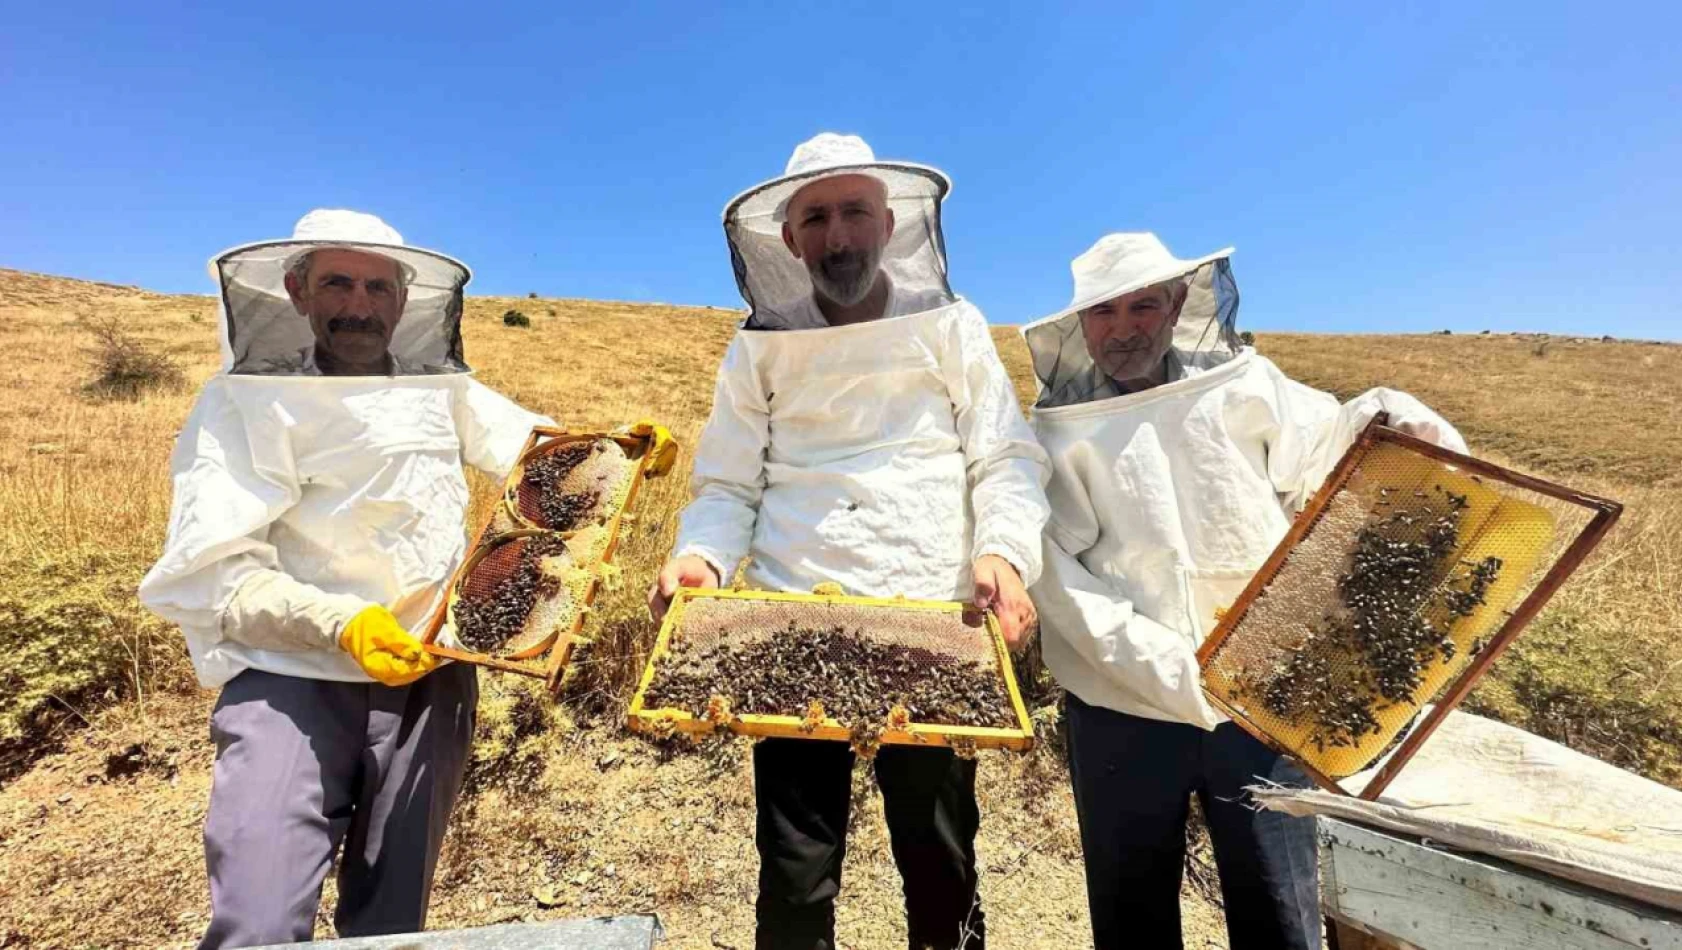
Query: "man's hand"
973 554 1036 650
649 555 722 623
339 605 437 687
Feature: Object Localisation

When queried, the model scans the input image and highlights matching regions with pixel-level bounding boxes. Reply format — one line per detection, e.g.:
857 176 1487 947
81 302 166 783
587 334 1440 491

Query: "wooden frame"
421 426 667 693
626 588 1036 751
1196 417 1622 799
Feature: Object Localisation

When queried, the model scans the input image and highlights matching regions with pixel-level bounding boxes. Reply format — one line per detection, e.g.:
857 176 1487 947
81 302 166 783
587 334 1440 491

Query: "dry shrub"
80 313 186 401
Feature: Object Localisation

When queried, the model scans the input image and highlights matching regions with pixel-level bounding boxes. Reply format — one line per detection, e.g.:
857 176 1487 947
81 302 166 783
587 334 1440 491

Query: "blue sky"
2 2 1677 338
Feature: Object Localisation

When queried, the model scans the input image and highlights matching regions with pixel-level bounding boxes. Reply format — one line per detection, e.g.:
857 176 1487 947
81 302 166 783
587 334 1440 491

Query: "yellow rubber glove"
619 419 679 476
339 605 437 687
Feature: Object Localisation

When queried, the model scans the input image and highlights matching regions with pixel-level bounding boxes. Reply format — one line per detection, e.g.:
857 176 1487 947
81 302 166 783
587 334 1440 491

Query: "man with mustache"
1023 233 1465 950
285 246 410 374
141 210 551 947
651 133 1050 949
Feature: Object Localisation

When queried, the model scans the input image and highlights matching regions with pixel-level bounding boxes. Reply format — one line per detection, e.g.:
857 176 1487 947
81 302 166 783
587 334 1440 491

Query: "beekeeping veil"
724 133 954 328
1024 233 1240 409
211 209 470 375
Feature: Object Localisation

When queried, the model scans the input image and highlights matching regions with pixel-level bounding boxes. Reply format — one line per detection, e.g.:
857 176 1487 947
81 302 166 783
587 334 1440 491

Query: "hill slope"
0 268 1675 948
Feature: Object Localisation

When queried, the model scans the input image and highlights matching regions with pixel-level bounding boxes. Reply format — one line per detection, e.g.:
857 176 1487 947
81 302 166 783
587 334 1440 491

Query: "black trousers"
753 738 984 950
1065 695 1321 950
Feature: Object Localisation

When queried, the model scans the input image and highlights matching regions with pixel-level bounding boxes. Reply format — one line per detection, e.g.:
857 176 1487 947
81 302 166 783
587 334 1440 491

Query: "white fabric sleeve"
453 378 556 481
1031 477 1223 729
137 383 362 656
672 336 770 582
1260 358 1469 509
220 569 365 652
941 306 1052 586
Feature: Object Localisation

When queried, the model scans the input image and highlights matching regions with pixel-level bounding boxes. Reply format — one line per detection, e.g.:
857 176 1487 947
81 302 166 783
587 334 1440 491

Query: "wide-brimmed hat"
208 208 471 299
208 209 471 376
723 133 952 236
1039 232 1232 326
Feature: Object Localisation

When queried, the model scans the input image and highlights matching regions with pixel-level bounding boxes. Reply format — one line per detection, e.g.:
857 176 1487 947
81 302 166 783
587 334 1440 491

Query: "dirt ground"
0 682 1231 949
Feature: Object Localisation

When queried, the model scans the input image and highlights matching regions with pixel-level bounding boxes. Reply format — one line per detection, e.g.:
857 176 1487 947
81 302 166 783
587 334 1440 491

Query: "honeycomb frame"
628 588 1036 752
421 425 672 690
1195 417 1621 799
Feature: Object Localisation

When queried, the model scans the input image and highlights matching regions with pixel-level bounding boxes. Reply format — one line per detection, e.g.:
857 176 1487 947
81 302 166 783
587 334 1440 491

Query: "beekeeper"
649 133 1050 950
1024 233 1466 950
139 210 552 949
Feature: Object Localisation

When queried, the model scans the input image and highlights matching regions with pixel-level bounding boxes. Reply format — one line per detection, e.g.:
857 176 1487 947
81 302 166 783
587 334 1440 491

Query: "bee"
801 701 827 734
703 694 735 728
887 705 913 731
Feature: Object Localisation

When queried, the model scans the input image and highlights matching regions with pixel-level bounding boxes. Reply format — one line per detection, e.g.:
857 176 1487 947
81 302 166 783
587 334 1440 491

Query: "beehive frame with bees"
421 425 672 691
1197 416 1621 799
628 589 1036 753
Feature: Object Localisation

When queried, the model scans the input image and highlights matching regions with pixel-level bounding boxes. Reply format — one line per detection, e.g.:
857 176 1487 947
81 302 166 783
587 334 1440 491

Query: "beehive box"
1197 419 1620 798
628 589 1035 753
422 425 673 688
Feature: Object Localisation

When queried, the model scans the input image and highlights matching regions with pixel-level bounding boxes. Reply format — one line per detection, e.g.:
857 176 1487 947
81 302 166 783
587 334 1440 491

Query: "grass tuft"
79 312 186 401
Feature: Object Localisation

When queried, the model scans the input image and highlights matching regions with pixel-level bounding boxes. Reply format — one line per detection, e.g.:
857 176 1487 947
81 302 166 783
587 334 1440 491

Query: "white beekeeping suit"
671 134 1050 600
1024 233 1466 728
139 210 552 688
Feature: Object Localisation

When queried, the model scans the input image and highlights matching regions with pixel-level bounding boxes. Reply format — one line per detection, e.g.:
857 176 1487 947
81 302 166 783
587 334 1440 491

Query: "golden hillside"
0 267 1676 948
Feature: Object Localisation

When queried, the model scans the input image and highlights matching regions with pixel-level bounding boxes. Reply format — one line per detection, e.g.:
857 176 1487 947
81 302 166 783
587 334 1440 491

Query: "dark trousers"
1065 695 1321 950
198 663 478 949
753 738 984 950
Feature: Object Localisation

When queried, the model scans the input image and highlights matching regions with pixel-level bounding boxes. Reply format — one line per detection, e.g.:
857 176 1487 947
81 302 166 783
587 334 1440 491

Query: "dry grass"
1263 331 1682 487
0 267 1674 947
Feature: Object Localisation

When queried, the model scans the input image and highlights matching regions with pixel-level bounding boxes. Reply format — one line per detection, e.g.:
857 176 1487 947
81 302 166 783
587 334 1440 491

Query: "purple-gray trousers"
198 663 477 949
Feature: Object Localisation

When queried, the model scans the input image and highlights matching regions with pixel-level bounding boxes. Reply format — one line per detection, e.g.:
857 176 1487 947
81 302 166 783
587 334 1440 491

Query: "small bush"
502 309 531 328
527 291 539 299
81 314 185 401
1239 330 1256 347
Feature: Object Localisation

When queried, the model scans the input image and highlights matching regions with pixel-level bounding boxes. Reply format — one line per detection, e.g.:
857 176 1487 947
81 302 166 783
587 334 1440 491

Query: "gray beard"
811 250 882 307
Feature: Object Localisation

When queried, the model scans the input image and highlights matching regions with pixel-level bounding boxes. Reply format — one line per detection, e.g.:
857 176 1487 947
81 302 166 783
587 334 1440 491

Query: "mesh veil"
215 240 469 376
724 164 955 329
1026 257 1242 409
